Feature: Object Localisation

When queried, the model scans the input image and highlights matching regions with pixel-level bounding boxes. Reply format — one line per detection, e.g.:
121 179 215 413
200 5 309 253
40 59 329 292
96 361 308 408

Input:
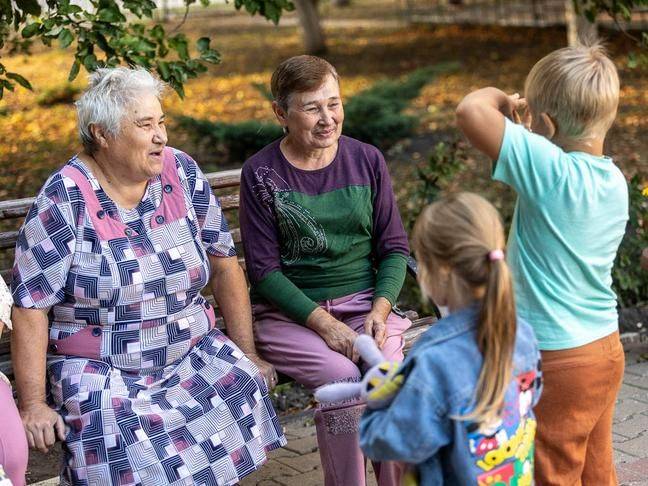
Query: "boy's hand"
507 94 531 129
456 87 525 160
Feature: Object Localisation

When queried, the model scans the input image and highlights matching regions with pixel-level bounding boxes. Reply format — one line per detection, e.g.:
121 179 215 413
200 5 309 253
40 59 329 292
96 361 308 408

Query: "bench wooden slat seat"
0 168 437 380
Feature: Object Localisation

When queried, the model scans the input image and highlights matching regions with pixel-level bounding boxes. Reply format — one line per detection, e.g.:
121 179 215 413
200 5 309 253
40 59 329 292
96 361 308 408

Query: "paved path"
614 342 648 485
30 341 648 486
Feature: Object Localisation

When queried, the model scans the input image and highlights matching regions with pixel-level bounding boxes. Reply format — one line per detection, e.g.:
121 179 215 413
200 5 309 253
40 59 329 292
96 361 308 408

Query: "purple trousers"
253 289 410 486
0 380 27 486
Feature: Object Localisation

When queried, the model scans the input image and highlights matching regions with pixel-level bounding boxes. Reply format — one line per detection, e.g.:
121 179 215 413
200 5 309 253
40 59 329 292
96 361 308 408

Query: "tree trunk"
565 0 598 46
332 0 351 6
294 0 327 55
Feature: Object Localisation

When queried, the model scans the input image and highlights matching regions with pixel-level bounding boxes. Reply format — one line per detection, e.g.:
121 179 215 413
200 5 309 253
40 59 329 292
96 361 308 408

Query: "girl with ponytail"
359 193 542 485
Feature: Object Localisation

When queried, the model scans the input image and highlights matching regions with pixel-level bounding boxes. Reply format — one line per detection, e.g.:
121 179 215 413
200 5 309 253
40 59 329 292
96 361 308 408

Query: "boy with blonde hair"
456 44 628 485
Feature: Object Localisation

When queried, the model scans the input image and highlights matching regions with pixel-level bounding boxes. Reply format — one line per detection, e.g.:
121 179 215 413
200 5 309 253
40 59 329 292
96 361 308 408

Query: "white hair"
75 67 166 154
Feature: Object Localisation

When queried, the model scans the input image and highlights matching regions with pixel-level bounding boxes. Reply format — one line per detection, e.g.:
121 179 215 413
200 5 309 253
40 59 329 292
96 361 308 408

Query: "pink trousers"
0 380 28 486
253 289 411 486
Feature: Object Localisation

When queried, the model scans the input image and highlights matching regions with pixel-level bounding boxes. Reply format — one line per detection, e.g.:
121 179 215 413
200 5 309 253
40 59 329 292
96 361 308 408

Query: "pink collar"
61 147 186 241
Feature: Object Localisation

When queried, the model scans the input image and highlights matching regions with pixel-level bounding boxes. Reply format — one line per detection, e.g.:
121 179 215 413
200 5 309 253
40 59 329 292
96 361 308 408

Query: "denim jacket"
360 304 542 485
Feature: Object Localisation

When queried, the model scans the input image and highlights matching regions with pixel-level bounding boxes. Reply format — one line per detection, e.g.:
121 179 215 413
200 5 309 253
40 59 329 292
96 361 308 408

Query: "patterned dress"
11 148 286 485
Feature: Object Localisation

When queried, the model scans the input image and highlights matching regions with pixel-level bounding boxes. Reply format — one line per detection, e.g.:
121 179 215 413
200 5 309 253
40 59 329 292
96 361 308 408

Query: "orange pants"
534 331 625 486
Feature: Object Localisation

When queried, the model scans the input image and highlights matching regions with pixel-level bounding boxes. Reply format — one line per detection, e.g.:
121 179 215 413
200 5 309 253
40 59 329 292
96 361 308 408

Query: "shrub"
613 176 648 307
177 117 282 165
401 139 467 231
399 144 648 312
343 65 458 150
178 63 458 165
398 140 467 314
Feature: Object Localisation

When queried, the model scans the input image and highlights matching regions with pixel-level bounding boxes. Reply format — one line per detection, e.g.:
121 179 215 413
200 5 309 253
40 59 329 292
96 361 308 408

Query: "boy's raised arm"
456 87 525 161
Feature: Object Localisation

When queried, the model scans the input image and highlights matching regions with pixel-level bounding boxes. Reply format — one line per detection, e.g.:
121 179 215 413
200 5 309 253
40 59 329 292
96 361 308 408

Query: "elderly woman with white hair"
10 67 285 485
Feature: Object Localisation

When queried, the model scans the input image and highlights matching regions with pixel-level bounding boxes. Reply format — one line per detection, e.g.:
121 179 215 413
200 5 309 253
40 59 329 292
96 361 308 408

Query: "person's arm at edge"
11 306 65 452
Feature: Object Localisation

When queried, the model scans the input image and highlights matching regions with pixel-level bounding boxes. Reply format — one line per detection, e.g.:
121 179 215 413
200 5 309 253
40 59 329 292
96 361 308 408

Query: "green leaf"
1 78 16 91
21 22 40 38
83 53 98 71
169 35 189 60
6 72 33 90
58 28 74 49
16 0 41 16
265 3 280 24
200 49 220 64
196 37 210 53
98 6 127 23
157 61 170 80
68 60 81 81
150 24 165 41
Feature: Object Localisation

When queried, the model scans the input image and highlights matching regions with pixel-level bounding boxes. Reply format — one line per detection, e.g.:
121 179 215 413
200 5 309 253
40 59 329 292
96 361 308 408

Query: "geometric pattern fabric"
12 148 286 484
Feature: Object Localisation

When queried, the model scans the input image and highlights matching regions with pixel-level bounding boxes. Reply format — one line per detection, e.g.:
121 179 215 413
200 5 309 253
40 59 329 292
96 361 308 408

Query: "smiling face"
277 74 344 151
102 92 168 181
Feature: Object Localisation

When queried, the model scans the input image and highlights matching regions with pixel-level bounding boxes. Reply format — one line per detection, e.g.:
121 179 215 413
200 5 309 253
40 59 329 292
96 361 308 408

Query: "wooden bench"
0 168 438 381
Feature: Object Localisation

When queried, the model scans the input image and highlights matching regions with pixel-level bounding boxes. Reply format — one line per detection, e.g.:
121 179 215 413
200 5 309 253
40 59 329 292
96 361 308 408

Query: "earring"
282 126 289 134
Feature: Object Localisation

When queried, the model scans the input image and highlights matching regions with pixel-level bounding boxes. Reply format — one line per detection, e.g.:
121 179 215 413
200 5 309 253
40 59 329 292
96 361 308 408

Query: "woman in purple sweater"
239 55 411 485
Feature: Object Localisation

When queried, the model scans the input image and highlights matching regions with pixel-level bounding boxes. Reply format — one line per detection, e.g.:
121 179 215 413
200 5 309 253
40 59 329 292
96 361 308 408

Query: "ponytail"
467 257 516 425
412 192 517 427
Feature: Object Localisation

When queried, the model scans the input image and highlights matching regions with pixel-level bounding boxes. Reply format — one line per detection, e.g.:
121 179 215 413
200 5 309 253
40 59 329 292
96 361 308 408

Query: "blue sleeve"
359 363 451 463
493 118 566 201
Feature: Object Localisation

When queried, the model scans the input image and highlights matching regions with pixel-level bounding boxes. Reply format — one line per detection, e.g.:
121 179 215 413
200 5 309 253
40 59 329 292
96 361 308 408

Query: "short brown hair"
271 55 339 111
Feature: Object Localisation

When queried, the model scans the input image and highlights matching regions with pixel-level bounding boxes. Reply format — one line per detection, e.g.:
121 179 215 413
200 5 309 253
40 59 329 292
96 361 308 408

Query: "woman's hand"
364 297 392 349
306 308 359 362
20 402 66 453
248 353 278 389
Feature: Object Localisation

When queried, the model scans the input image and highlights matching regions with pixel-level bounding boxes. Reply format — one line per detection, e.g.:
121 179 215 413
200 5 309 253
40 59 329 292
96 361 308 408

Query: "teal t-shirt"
494 119 628 350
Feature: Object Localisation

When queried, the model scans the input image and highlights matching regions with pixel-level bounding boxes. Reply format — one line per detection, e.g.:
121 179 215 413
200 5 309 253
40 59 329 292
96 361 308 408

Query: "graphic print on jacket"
467 370 540 486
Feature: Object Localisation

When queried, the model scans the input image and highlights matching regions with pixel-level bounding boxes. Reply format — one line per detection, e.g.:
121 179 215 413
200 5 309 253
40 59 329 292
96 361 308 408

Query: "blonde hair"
524 43 619 142
412 193 516 426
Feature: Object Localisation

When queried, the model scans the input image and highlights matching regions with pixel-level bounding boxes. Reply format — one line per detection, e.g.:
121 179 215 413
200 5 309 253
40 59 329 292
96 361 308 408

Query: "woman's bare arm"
208 254 278 387
11 307 65 452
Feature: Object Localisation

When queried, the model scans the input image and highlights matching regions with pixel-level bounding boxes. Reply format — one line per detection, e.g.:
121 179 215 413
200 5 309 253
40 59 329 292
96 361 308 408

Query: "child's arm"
456 87 526 160
359 368 450 463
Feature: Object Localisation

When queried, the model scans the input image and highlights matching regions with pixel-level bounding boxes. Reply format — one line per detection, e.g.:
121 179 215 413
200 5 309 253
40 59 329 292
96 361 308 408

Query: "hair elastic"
488 249 505 262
